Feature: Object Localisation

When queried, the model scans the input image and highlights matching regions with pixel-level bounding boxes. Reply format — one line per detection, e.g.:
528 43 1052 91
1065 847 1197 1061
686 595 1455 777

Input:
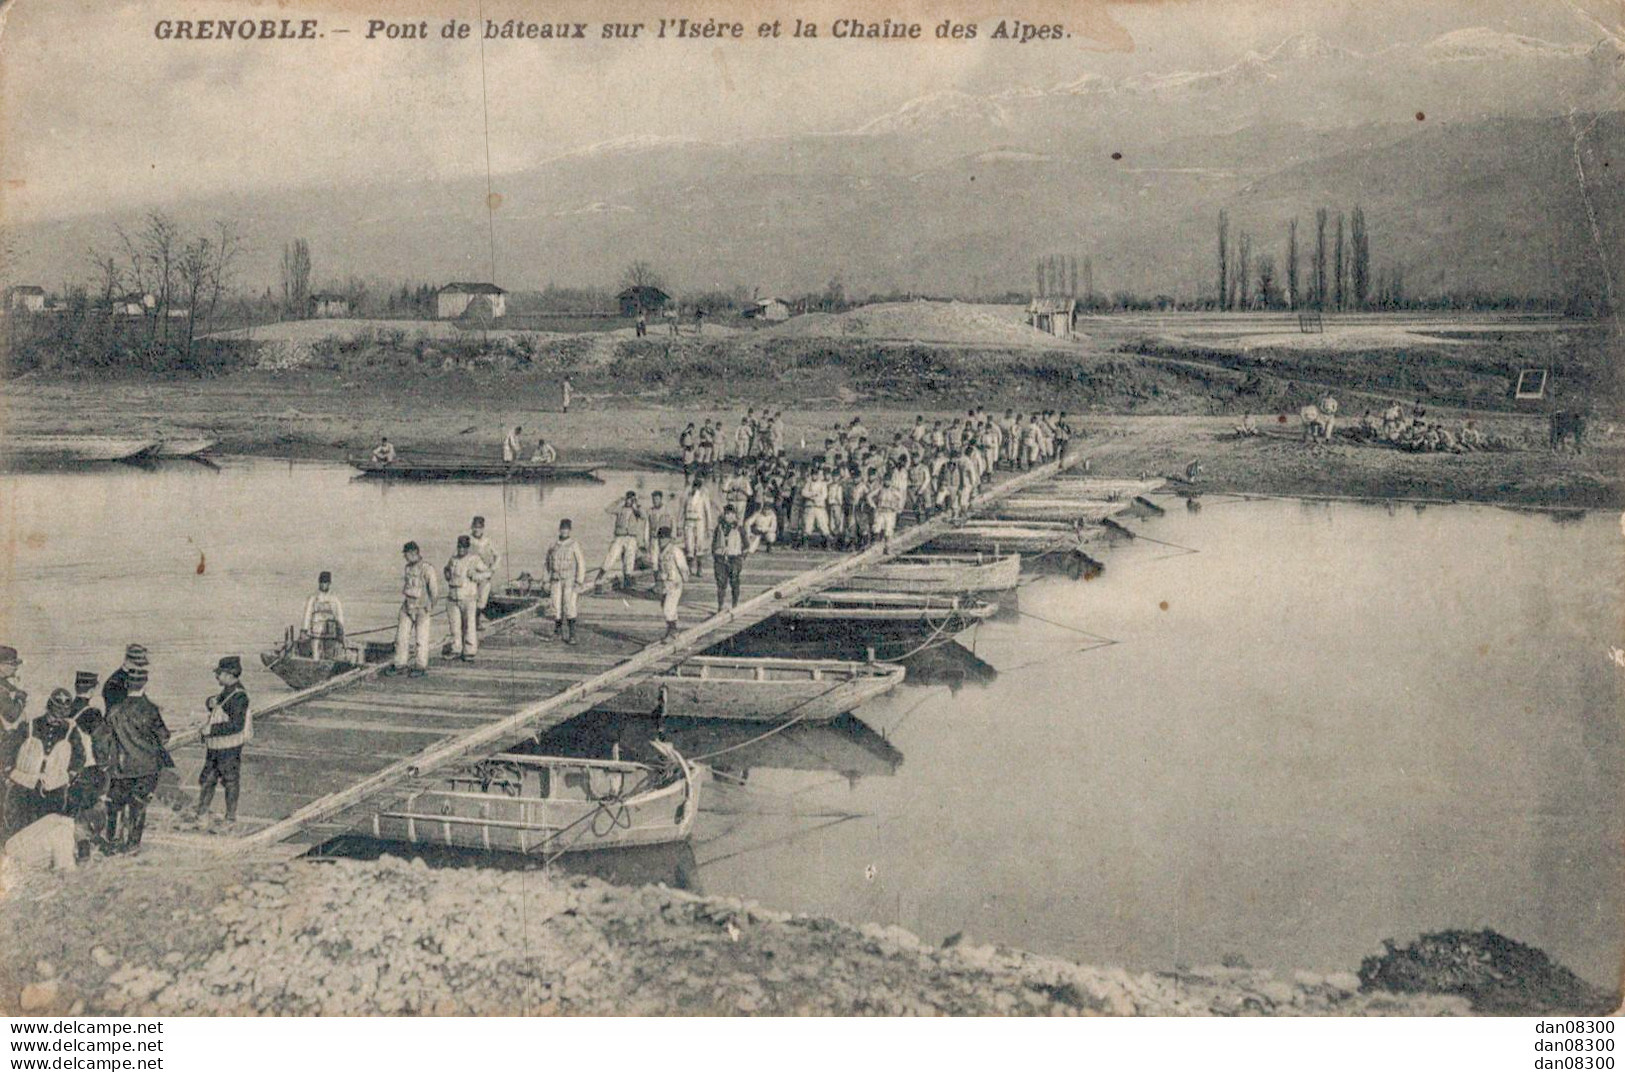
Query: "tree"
1217 210 1230 311
1351 206 1370 309
1035 258 1045 298
281 239 312 318
620 260 666 294
1082 257 1094 304
1313 208 1328 310
1256 254 1277 309
1067 255 1078 299
1333 212 1347 311
1237 232 1253 310
1286 217 1300 310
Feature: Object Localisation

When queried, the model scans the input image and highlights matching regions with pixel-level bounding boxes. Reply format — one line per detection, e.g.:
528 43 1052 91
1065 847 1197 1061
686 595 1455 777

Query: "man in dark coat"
66 671 109 814
104 667 171 853
6 689 92 833
196 656 250 824
101 644 148 714
0 645 33 833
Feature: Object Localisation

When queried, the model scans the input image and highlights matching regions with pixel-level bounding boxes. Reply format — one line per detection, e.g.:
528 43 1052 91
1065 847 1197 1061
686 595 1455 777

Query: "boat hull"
595 656 904 721
927 525 1094 554
846 552 1020 594
153 437 218 458
351 455 601 483
982 498 1130 523
369 745 698 855
2 436 158 464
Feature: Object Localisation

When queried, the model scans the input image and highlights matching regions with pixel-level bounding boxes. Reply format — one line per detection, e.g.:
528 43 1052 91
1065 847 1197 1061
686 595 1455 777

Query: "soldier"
444 536 492 661
0 647 31 818
645 491 676 566
598 491 643 592
502 425 524 463
531 438 558 464
682 477 715 564
371 436 397 464
656 525 688 642
302 571 346 659
562 379 573 413
102 644 148 715
6 689 91 835
467 517 500 623
711 504 748 613
733 416 753 461
544 519 586 646
65 671 108 815
196 656 251 824
678 422 697 473
384 541 441 678
800 466 831 549
104 667 171 854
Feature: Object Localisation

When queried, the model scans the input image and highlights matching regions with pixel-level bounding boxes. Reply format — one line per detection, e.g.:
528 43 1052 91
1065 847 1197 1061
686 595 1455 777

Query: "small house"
1027 298 1077 338
108 295 146 316
4 286 46 313
744 297 791 322
436 282 507 320
310 293 354 318
617 285 670 318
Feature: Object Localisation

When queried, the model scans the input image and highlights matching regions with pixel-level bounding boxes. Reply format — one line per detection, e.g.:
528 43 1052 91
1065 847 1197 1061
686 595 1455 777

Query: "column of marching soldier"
0 641 249 869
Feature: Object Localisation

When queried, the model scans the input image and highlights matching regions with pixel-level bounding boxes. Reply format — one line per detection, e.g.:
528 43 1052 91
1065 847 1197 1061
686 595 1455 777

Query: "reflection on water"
1 459 1619 984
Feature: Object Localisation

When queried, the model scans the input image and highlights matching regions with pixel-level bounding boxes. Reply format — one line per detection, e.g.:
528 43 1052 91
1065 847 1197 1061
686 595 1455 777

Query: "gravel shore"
0 851 1470 1017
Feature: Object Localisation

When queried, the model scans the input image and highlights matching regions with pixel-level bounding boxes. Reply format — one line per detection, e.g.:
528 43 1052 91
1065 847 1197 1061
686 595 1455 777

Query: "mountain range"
3 28 1620 300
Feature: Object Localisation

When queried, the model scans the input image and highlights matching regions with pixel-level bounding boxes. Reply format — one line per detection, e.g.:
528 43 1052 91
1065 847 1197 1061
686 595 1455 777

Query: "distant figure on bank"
712 504 747 613
636 311 648 337
601 491 644 591
104 667 171 854
197 656 250 824
467 517 500 623
532 438 557 464
657 525 688 642
302 571 346 659
385 541 441 678
544 519 586 646
444 536 492 661
1319 394 1339 440
503 425 524 463
562 379 573 413
371 437 397 464
1234 413 1258 437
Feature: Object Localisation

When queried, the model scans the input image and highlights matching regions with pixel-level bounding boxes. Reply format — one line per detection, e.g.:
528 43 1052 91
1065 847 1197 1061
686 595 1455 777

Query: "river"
1 458 1619 984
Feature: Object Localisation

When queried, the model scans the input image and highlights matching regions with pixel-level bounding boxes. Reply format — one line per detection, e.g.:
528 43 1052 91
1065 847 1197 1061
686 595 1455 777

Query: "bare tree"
1256 254 1277 309
1082 257 1094 305
1217 210 1230 311
1351 206 1370 309
282 239 312 318
117 212 181 343
1286 217 1300 310
1313 208 1328 310
1067 255 1078 299
1035 258 1045 299
1238 231 1253 310
621 260 666 294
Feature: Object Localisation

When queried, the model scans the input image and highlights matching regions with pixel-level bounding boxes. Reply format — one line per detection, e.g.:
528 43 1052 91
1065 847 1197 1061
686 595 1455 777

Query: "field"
6 306 1620 508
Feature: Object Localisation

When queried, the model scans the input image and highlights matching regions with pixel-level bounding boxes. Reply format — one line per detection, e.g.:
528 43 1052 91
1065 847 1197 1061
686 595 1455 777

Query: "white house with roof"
4 286 46 313
436 282 506 320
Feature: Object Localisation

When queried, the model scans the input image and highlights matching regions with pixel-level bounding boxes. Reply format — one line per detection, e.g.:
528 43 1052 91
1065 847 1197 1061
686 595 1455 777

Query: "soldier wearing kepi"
302 571 346 659
443 535 492 662
5 689 91 836
0 646 32 797
544 519 586 646
101 644 148 714
600 491 643 591
104 667 171 854
467 516 500 624
656 525 688 642
196 656 251 825
384 541 441 678
65 671 109 814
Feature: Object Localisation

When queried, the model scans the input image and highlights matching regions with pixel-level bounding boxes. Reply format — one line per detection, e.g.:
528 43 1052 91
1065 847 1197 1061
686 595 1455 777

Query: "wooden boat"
152 436 218 458
594 656 904 722
709 632 999 683
369 741 699 855
2 435 158 464
481 577 550 619
1027 477 1166 498
775 591 997 635
846 552 1020 594
350 453 601 482
982 497 1133 523
927 520 1099 554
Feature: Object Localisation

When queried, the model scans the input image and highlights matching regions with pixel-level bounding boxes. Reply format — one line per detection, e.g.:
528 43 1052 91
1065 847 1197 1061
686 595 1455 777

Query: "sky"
0 0 1618 222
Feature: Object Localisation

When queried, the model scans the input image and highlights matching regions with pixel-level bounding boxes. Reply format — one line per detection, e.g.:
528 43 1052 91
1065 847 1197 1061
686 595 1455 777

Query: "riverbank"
4 373 1619 508
0 851 1485 1016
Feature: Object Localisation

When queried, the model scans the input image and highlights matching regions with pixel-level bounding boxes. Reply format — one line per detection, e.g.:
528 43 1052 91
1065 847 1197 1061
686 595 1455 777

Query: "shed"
617 286 670 318
1026 298 1077 338
4 286 45 313
436 283 507 320
310 293 354 318
745 297 791 322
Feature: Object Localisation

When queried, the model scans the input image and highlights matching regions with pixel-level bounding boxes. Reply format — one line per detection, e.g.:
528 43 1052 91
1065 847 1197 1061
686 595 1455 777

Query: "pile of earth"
1358 930 1618 1015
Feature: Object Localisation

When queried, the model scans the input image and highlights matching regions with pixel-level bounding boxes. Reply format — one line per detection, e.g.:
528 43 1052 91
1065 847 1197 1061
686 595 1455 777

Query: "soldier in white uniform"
466 517 500 622
301 571 346 658
656 526 688 642
444 536 493 660
544 520 587 646
385 541 441 677
600 491 644 591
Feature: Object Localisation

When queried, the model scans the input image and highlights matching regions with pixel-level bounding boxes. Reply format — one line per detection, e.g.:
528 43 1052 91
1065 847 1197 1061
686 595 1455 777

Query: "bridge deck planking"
163 455 1080 852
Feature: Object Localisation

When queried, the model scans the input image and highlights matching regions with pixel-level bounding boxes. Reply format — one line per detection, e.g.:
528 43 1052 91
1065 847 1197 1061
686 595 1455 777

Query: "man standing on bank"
385 541 441 678
712 504 748 614
197 656 251 825
444 535 492 662
544 519 586 646
104 667 171 854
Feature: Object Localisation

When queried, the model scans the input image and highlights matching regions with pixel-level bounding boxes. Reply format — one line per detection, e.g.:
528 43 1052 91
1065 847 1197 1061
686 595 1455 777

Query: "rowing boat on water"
846 552 1020 594
982 497 1133 523
594 656 905 722
927 520 1099 554
1027 477 1166 498
368 741 700 855
350 454 602 482
2 435 159 464
773 591 997 637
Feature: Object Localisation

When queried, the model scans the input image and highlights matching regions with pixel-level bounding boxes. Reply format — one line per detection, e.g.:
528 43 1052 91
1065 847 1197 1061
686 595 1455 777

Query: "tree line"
1217 206 1382 312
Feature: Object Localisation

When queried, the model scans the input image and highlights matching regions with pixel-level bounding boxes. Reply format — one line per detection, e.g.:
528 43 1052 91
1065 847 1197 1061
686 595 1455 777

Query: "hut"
310 293 354 318
1026 298 1077 338
436 283 507 320
617 285 670 318
745 297 792 322
4 286 46 313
